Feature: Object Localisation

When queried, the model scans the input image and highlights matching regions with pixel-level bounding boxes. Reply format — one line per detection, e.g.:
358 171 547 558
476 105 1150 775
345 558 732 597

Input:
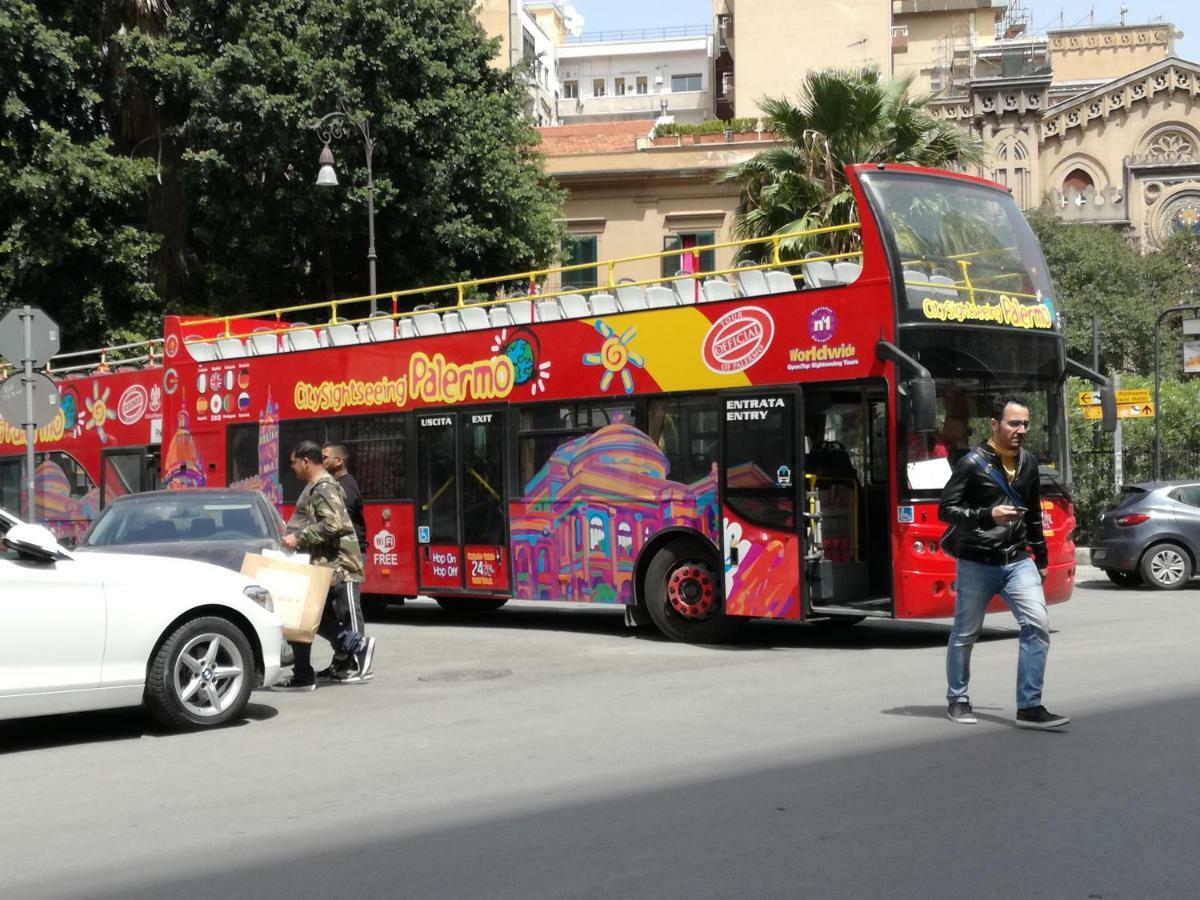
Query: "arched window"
990 136 1032 208
1062 168 1094 194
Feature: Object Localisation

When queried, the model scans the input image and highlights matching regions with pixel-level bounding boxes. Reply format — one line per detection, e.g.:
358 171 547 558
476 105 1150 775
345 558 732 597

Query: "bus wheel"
644 539 739 644
434 597 509 614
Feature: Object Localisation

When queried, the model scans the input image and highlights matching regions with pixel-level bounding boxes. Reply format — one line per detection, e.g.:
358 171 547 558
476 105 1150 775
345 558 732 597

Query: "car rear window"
84 497 272 546
1104 486 1148 512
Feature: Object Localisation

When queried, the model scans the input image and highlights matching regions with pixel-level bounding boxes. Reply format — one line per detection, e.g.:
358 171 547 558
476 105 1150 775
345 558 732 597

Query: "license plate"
1092 549 1108 560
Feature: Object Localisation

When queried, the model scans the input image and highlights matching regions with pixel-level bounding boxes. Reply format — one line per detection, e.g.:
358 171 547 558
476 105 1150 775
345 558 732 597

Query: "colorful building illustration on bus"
227 388 283 507
163 408 205 489
510 422 718 604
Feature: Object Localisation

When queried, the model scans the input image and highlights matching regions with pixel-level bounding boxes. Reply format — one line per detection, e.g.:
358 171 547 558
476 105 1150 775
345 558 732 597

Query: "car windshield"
83 496 271 546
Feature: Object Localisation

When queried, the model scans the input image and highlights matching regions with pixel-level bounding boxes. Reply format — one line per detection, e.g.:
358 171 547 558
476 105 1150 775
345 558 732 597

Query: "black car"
78 489 285 571
1090 481 1200 590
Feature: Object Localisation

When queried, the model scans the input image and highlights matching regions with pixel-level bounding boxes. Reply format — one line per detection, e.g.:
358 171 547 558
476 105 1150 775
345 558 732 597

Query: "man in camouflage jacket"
272 440 376 691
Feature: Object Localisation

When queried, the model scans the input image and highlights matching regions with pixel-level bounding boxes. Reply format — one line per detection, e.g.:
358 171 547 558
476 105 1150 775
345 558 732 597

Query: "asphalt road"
2 566 1198 899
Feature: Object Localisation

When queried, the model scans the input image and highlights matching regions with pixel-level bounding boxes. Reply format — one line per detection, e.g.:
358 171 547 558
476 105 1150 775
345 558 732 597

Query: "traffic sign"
1115 389 1151 405
1077 390 1101 406
0 372 61 430
1083 402 1155 420
0 306 60 369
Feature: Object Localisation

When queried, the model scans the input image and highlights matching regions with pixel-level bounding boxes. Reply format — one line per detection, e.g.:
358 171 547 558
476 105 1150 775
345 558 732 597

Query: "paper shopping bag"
240 553 332 643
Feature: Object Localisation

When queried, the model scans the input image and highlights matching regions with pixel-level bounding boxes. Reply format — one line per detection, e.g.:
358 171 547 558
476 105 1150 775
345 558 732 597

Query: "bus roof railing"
0 339 163 379
183 223 864 340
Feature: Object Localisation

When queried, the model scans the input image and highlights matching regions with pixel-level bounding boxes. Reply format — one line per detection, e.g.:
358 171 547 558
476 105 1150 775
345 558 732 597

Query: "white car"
0 508 283 730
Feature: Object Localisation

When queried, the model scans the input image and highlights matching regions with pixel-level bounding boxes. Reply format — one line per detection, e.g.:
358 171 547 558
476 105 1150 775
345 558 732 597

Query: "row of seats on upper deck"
182 267 816 360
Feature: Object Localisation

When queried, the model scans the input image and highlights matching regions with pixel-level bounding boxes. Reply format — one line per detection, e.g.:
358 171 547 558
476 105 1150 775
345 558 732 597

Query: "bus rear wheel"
434 597 509 614
643 539 739 644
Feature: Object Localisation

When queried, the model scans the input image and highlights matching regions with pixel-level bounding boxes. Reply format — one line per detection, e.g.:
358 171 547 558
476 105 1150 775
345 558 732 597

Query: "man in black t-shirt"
321 443 367 553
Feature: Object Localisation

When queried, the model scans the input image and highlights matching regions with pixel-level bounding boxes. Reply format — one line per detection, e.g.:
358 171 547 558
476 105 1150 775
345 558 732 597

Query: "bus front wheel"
643 539 739 644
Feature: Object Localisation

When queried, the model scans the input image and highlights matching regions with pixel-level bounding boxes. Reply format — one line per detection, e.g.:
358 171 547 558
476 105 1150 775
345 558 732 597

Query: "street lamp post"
311 105 378 312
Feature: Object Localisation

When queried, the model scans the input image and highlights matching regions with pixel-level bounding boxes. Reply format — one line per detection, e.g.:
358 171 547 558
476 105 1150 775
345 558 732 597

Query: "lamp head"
316 144 338 187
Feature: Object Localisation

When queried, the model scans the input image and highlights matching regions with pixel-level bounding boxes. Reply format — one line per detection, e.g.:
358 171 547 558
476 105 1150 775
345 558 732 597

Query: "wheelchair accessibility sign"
418 525 431 543
897 506 914 524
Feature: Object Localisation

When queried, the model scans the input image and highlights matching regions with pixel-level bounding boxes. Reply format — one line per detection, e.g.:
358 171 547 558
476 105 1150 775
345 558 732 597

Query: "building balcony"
558 90 711 124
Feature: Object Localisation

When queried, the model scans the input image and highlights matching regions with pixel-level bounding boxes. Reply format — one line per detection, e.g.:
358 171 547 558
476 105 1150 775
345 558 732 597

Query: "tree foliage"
0 0 563 351
720 68 985 259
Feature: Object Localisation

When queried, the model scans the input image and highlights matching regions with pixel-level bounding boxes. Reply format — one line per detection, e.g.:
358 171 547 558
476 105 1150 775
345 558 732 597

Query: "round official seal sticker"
165 334 180 359
701 307 775 374
117 384 149 425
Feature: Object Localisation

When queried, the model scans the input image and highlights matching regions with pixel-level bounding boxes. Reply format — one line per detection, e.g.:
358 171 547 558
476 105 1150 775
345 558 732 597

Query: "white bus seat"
589 293 618 316
645 286 678 308
216 338 246 359
442 312 463 333
396 317 417 339
765 269 797 293
930 273 960 298
616 284 647 311
734 267 769 297
488 306 513 329
367 315 396 341
247 332 279 355
327 323 358 346
672 277 699 305
701 279 735 302
802 256 837 288
558 293 590 318
414 313 444 336
459 307 490 330
186 340 219 362
283 328 320 352
535 299 563 321
356 324 373 343
507 299 534 324
833 261 862 284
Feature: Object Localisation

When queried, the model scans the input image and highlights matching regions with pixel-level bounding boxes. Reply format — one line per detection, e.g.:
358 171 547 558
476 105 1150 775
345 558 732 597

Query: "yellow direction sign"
1077 390 1101 406
1083 402 1155 420
1116 388 1151 405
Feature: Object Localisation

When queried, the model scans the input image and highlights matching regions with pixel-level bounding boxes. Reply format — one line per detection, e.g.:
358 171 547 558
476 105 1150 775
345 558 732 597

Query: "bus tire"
643 539 739 644
434 597 509 614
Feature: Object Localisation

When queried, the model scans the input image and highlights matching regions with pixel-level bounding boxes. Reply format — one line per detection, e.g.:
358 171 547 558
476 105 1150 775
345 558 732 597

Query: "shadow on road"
0 702 278 755
75 691 1200 900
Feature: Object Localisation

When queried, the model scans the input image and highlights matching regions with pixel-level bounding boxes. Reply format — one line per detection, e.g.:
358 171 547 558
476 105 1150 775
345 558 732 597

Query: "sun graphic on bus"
84 383 117 444
492 327 552 396
582 320 644 395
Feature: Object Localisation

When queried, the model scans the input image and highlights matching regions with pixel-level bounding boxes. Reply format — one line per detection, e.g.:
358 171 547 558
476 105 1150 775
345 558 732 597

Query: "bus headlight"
243 584 274 612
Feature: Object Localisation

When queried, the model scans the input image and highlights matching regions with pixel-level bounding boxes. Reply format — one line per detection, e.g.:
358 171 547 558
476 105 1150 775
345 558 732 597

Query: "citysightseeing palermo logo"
582 320 644 395
85 382 117 444
492 328 552 396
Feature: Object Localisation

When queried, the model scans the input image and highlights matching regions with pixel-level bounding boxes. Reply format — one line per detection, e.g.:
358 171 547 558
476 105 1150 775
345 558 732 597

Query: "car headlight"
243 584 274 612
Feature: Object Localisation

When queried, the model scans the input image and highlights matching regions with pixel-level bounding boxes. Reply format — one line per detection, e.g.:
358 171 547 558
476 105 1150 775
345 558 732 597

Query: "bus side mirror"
907 377 938 433
1100 383 1117 433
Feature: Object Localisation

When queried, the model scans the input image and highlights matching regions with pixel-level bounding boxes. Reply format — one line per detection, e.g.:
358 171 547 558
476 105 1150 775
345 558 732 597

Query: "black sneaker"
333 669 375 684
316 657 355 681
947 701 977 724
354 636 377 679
270 676 316 693
1016 706 1069 730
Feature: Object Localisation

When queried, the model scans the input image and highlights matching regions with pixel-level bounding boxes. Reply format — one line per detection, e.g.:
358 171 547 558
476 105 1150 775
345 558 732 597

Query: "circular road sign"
0 372 62 431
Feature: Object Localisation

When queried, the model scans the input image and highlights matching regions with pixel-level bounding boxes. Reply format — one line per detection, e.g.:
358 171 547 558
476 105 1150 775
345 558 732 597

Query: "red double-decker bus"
0 341 165 542
157 164 1113 642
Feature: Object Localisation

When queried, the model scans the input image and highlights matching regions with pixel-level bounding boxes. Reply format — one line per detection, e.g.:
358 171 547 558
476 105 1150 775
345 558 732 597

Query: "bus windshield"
900 329 1067 496
860 171 1057 329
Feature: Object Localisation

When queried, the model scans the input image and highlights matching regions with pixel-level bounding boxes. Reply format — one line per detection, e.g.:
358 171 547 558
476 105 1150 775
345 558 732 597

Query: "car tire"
144 616 256 730
1138 543 1193 591
643 538 740 644
1103 568 1143 588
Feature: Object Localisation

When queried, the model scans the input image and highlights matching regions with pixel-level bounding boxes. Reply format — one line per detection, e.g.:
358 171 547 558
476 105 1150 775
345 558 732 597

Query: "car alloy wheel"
1144 545 1190 589
172 632 247 718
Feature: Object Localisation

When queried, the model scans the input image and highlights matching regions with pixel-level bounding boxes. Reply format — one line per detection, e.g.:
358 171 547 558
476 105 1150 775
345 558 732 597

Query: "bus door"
100 445 162 508
416 409 510 595
719 388 804 620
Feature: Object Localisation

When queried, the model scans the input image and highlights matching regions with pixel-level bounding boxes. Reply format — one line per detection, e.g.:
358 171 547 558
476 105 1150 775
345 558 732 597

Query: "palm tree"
720 68 985 260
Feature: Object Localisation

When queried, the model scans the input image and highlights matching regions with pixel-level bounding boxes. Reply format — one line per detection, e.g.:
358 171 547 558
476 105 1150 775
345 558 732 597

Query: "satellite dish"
564 4 585 37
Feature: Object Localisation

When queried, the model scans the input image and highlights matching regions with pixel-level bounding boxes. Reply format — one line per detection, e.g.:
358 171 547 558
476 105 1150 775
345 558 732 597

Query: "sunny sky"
569 0 1198 60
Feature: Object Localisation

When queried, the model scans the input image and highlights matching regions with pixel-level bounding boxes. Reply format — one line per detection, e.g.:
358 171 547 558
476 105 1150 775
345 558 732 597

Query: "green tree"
719 68 984 258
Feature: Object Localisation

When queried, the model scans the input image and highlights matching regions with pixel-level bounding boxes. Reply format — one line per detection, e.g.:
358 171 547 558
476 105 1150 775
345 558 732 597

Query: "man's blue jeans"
946 557 1050 709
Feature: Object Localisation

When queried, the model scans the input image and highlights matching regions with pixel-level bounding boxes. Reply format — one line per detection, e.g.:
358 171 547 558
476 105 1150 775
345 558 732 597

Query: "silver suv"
1090 482 1200 590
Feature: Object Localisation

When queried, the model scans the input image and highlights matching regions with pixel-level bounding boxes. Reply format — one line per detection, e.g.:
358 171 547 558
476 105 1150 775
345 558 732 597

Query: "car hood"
75 538 278 573
68 549 260 590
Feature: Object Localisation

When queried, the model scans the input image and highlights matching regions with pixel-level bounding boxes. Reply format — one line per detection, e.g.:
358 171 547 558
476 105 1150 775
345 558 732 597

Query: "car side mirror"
2 523 72 562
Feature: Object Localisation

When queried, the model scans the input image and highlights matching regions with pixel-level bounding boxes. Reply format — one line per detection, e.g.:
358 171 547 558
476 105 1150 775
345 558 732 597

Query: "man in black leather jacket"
938 395 1069 730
